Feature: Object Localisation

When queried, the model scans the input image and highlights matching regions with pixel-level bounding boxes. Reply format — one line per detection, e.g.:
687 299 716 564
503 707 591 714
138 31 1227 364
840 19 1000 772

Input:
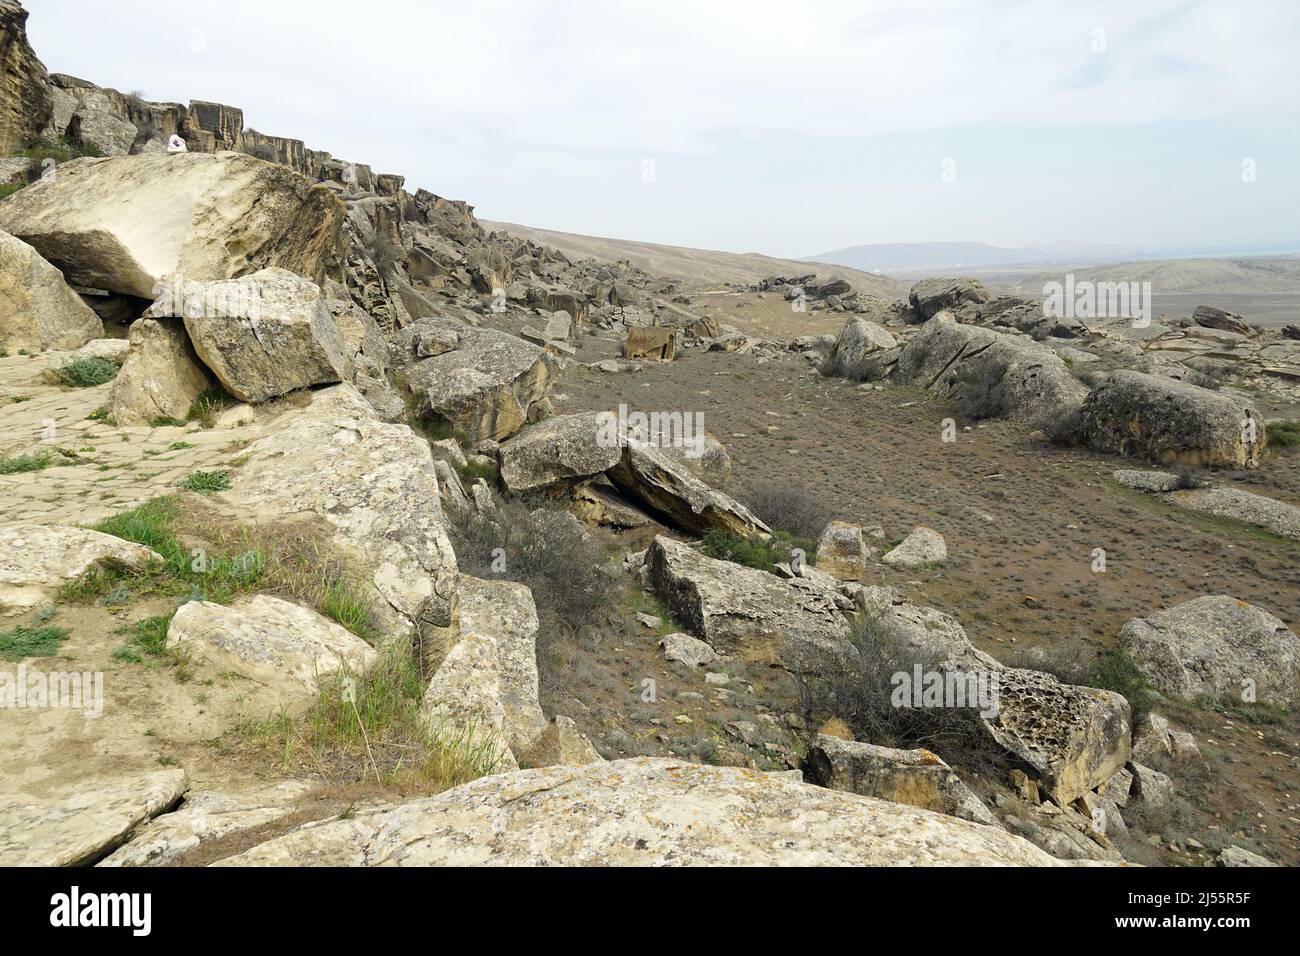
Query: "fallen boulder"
0 525 160 619
1118 595 1299 707
498 411 621 492
149 268 350 403
214 758 1062 866
881 526 947 570
0 229 103 353
106 318 215 425
825 317 898 380
0 152 345 298
909 277 991 320
420 633 518 772
805 734 999 827
816 521 871 581
1076 370 1265 468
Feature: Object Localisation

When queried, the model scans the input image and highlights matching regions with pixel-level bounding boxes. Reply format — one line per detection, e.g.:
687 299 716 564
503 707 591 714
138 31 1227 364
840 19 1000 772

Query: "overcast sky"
27 0 1300 258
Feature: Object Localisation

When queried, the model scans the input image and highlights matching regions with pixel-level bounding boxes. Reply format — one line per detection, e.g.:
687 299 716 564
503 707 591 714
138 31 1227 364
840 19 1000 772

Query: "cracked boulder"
0 228 103 353
107 317 216 425
0 524 161 619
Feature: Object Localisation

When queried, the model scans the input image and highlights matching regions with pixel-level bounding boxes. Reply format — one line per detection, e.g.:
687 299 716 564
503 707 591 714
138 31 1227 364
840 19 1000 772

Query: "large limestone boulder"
1193 305 1254 337
909 277 991 320
1118 596 1299 707
106 318 215 425
1076 370 1265 468
457 576 546 755
99 781 314 867
148 267 350 403
867 595 1002 673
218 385 459 646
805 735 999 827
881 526 947 570
214 758 1062 866
816 521 871 581
0 769 187 866
826 317 898 380
645 535 851 674
0 525 160 619
0 229 103 353
894 313 1087 426
0 152 345 298
403 319 558 444
983 669 1132 806
0 1 52 155
498 411 621 492
165 596 379 704
420 633 518 773
607 439 771 539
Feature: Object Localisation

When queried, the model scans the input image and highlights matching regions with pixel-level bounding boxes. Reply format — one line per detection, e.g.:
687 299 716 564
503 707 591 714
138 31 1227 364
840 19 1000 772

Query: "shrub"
1266 420 1300 450
742 481 835 541
187 385 236 427
699 528 784 574
0 451 54 475
0 623 71 662
52 357 119 388
179 470 231 493
1087 648 1154 712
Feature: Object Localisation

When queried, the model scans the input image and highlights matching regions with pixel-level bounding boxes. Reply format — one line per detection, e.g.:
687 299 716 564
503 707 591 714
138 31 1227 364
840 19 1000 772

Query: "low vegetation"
1267 419 1300 450
0 620 70 662
179 469 231 493
51 356 119 388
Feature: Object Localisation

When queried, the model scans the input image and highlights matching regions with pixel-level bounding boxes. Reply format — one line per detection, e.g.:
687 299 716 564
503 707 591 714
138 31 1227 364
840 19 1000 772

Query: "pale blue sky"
26 0 1300 257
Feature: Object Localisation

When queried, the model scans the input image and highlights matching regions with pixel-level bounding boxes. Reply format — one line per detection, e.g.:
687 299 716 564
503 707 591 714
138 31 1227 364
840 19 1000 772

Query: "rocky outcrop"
214 758 1062 866
498 411 621 492
1076 370 1265 468
1119 596 1299 707
826 317 898 380
659 632 719 668
402 319 558 444
0 152 345 298
1194 305 1254 337
894 313 1087 426
867 595 1002 673
983 669 1132 807
1169 486 1300 542
623 326 676 362
0 228 103 353
99 781 314 867
166 596 379 704
909 277 991 320
645 535 851 674
805 735 999 827
218 385 459 647
0 769 187 866
0 525 160 619
149 268 350 403
456 576 546 755
106 318 215 424
0 1 51 155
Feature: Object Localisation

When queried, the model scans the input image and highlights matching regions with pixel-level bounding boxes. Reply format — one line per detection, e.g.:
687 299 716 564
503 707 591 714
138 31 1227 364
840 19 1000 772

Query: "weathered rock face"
219 386 459 646
607 439 771 539
166 596 379 704
983 669 1132 807
623 326 676 362
826 317 898 380
655 431 733 484
868 596 1001 673
1194 305 1254 337
107 318 215 425
805 735 999 827
148 267 349 403
645 535 851 674
498 411 621 492
420 633 518 772
0 228 103 352
659 632 718 668
402 319 558 444
894 314 1087 426
99 781 314 868
520 716 603 768
47 73 138 156
0 769 187 866
457 576 546 755
816 521 871 581
1076 370 1265 468
214 758 1062 866
881 526 947 570
0 1 51 155
1119 596 1299 707
0 525 160 619
909 277 991 320
0 152 345 298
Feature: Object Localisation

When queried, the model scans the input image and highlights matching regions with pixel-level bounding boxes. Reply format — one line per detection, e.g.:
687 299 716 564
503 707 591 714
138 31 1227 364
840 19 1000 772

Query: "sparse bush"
699 528 784 574
0 622 70 662
186 385 236 427
51 357 119 388
179 470 231 493
742 481 835 541
1266 420 1300 450
952 361 1004 420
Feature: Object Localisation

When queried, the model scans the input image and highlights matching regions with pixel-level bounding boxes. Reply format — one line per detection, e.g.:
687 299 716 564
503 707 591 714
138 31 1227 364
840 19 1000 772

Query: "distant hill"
803 240 1135 275
997 256 1300 296
481 221 907 298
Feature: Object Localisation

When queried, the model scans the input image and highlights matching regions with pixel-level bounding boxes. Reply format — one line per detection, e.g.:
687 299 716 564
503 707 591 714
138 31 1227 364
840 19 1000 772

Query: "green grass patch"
18 134 103 164
0 450 54 475
150 415 188 428
87 406 112 423
52 357 119 388
186 385 236 428
111 612 176 666
0 183 24 201
179 470 230 493
0 623 71 662
455 457 499 487
699 528 787 574
1087 648 1154 712
1267 419 1300 450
